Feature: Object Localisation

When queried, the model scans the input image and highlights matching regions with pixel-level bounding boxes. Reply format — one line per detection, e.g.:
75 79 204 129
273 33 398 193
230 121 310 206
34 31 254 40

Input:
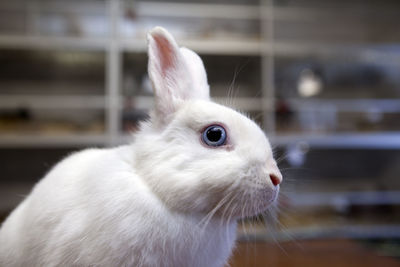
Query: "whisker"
265 198 305 251
225 195 239 244
220 192 239 228
251 111 264 122
275 153 291 164
262 210 289 256
197 191 233 232
227 60 250 107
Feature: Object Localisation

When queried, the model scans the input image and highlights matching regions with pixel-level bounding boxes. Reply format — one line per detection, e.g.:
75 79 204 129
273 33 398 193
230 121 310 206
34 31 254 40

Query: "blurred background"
0 0 400 266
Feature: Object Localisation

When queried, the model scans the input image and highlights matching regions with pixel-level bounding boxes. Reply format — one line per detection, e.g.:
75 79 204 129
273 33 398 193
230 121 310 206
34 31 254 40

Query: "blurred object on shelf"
297 68 323 97
275 99 294 133
276 56 400 99
285 141 309 167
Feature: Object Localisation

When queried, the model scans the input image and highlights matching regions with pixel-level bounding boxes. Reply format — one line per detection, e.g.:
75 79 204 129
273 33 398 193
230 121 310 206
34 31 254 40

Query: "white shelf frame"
0 0 399 148
271 132 400 149
0 95 107 109
285 99 400 113
0 35 108 51
0 134 108 148
134 2 260 20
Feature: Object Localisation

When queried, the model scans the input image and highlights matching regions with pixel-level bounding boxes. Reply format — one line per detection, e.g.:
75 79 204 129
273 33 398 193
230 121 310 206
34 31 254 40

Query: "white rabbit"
0 27 282 267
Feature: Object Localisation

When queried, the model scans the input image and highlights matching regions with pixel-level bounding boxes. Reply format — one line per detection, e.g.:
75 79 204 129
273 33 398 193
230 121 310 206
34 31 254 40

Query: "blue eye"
202 125 227 147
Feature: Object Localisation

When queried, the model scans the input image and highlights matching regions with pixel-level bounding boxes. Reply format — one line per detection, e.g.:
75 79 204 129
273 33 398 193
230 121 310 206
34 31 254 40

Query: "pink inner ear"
153 34 175 77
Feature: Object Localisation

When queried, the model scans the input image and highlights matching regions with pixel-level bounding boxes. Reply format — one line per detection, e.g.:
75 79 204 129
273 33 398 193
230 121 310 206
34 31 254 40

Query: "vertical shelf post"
106 0 121 146
260 0 276 136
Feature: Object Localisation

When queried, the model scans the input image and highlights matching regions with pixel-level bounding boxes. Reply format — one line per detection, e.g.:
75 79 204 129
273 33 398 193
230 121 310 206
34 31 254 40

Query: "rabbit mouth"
241 184 279 218
241 169 280 208
215 177 279 220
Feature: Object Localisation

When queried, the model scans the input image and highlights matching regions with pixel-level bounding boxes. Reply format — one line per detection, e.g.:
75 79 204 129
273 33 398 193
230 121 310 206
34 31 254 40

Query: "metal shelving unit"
1 0 400 240
0 0 272 147
1 0 399 147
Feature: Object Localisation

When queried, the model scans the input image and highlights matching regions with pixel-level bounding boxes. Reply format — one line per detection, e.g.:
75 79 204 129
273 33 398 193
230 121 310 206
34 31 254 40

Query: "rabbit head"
134 27 282 219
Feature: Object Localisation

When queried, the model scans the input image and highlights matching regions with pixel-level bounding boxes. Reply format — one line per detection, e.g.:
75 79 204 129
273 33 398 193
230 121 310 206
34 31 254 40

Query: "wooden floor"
229 239 400 267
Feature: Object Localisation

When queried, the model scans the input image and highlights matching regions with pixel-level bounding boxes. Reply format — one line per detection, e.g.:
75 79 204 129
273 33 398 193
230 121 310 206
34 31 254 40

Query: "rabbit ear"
147 27 209 122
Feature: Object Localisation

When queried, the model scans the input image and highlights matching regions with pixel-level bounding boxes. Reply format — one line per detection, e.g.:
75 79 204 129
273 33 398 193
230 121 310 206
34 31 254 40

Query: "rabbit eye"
202 125 227 147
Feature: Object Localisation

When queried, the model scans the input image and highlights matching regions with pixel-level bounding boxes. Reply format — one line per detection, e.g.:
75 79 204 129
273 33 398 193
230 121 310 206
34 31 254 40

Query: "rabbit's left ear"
147 27 210 121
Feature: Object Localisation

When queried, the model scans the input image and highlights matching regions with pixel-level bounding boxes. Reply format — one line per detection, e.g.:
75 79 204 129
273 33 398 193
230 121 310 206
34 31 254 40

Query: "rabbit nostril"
269 174 281 186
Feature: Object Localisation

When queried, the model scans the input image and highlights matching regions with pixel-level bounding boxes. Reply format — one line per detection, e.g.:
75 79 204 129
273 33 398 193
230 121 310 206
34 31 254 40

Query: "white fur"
0 27 282 267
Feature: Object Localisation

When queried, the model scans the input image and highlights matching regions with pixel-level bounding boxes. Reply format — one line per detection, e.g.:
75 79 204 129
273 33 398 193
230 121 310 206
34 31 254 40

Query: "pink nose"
269 174 281 186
